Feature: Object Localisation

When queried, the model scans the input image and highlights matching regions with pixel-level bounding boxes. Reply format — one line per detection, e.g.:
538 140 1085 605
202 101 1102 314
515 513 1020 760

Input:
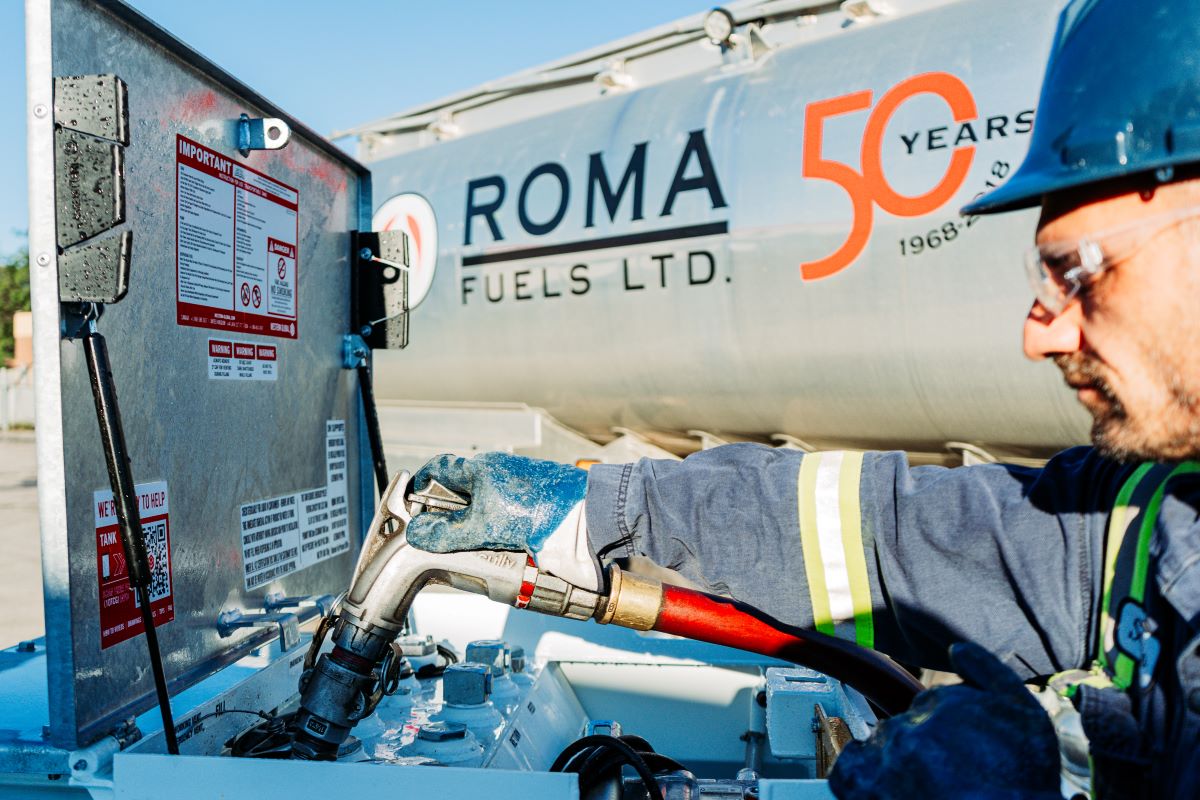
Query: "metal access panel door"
27 0 371 748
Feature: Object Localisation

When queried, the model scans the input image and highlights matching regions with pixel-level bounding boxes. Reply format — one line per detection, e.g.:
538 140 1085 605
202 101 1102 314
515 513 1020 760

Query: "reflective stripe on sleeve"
797 451 875 648
839 452 874 649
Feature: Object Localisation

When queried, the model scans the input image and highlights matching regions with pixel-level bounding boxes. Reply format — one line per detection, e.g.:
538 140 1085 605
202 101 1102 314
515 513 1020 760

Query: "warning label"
94 481 174 650
208 338 278 381
176 135 299 339
239 421 351 590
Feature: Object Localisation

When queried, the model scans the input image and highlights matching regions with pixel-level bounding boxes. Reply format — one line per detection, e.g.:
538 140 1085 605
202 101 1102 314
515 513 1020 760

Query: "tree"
0 248 31 364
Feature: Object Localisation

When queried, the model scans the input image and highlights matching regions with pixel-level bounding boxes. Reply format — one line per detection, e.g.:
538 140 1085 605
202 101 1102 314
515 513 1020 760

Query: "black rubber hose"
617 734 655 753
550 735 662 798
414 644 460 679
575 746 688 790
356 361 388 498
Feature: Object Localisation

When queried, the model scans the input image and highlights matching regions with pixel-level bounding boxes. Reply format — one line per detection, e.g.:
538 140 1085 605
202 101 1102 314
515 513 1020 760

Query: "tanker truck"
1 1 1082 798
345 0 1087 472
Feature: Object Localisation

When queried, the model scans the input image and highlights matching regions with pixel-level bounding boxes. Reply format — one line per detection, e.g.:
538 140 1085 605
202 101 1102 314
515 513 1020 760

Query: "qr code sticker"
143 519 171 602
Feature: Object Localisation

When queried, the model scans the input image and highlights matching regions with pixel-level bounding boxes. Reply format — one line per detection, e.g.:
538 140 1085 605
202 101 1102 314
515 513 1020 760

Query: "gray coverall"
583 444 1200 798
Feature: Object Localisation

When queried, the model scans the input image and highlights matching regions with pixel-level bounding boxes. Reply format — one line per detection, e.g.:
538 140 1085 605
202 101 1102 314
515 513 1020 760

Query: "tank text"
459 248 727 306
463 129 727 246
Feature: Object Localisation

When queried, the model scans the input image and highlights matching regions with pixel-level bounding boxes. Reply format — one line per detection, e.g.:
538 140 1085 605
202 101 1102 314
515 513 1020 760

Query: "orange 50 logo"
801 72 978 280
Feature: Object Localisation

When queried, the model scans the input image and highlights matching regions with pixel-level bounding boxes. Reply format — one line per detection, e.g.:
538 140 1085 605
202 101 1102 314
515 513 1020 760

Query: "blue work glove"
829 642 1062 800
405 453 601 590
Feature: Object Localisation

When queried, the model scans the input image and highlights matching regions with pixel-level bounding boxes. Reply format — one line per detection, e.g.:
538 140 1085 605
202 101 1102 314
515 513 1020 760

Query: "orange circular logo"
373 193 438 308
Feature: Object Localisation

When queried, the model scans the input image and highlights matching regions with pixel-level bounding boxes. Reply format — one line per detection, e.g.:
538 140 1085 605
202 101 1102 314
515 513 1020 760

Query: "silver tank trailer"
358 0 1087 456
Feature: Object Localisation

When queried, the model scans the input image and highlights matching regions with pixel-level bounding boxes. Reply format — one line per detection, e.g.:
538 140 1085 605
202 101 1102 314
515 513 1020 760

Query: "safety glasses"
1024 204 1200 316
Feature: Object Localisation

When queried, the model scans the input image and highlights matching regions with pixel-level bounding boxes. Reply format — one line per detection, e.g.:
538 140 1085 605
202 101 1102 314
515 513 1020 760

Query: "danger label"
175 135 299 339
94 481 174 650
239 421 351 590
208 338 277 381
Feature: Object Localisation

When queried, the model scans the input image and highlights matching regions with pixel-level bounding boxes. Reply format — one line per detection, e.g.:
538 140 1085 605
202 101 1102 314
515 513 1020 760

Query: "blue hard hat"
964 0 1200 215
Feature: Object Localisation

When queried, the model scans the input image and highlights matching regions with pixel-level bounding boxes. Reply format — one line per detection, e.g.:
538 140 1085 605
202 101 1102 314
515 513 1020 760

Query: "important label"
208 338 278 381
176 135 299 339
95 481 174 650
239 421 351 590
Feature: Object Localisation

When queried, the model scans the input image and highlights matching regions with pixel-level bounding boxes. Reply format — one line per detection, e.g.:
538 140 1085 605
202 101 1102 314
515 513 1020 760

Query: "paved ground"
0 432 43 648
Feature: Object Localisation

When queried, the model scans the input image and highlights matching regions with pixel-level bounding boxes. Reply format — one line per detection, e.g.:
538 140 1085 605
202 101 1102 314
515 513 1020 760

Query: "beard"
1055 352 1200 462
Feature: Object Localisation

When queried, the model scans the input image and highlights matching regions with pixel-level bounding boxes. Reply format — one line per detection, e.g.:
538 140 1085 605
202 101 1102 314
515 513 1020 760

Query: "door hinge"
53 74 132 305
352 230 410 350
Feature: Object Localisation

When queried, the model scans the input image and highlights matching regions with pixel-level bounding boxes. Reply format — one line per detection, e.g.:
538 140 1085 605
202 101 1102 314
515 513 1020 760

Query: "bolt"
33 104 48 118
36 253 51 267
359 247 374 262
72 760 87 772
418 721 467 742
466 640 507 676
444 663 492 705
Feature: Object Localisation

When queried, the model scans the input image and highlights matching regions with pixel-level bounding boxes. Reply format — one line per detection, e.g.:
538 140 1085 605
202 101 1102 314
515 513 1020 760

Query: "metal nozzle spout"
291 471 606 759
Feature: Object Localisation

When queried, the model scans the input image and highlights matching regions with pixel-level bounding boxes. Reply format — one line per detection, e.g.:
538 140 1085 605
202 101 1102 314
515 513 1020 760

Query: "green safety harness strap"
1098 461 1200 690
1048 461 1199 799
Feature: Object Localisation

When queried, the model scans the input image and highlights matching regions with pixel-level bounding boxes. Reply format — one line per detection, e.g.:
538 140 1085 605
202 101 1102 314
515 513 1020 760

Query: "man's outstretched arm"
585 443 1127 677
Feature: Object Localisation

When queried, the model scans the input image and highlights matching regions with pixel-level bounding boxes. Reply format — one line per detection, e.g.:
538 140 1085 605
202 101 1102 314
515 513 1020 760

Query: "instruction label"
176 135 299 339
239 421 351 590
208 338 278 381
94 481 174 650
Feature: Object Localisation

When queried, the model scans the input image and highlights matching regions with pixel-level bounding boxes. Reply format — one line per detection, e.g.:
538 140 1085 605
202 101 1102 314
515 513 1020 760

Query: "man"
406 1 1200 796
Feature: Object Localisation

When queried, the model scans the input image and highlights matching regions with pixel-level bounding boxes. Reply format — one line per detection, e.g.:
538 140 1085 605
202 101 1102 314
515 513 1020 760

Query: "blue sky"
0 1 706 258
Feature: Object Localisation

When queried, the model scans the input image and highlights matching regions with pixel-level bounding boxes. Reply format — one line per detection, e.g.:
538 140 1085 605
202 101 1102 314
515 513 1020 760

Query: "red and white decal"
95 481 173 650
515 556 539 609
373 193 438 308
176 135 299 339
208 337 278 381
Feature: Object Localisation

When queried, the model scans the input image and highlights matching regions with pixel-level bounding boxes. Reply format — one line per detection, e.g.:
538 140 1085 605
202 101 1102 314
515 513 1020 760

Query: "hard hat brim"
960 175 1044 216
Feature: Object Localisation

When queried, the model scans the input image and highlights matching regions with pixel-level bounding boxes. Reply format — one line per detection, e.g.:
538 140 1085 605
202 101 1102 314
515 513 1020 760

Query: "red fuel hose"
653 584 923 717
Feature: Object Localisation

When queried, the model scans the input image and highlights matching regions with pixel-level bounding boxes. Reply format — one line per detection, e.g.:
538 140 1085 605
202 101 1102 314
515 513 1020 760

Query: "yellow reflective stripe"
1098 462 1154 673
837 451 874 649
798 454 835 636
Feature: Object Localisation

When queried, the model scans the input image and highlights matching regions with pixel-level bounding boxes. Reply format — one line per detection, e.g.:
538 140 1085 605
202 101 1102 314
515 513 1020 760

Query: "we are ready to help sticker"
238 421 350 590
94 481 174 650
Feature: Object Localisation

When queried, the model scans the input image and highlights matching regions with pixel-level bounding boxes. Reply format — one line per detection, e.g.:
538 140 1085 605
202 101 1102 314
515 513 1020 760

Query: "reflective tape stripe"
798 455 834 636
797 451 873 646
814 451 855 625
839 452 874 649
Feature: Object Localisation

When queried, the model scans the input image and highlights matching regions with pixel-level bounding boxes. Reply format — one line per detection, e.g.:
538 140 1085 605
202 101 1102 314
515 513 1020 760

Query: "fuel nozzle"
290 617 392 760
290 470 606 759
291 467 922 761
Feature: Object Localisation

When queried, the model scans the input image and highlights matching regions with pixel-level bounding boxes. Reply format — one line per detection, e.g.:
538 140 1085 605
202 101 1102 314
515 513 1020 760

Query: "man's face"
1025 178 1200 461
